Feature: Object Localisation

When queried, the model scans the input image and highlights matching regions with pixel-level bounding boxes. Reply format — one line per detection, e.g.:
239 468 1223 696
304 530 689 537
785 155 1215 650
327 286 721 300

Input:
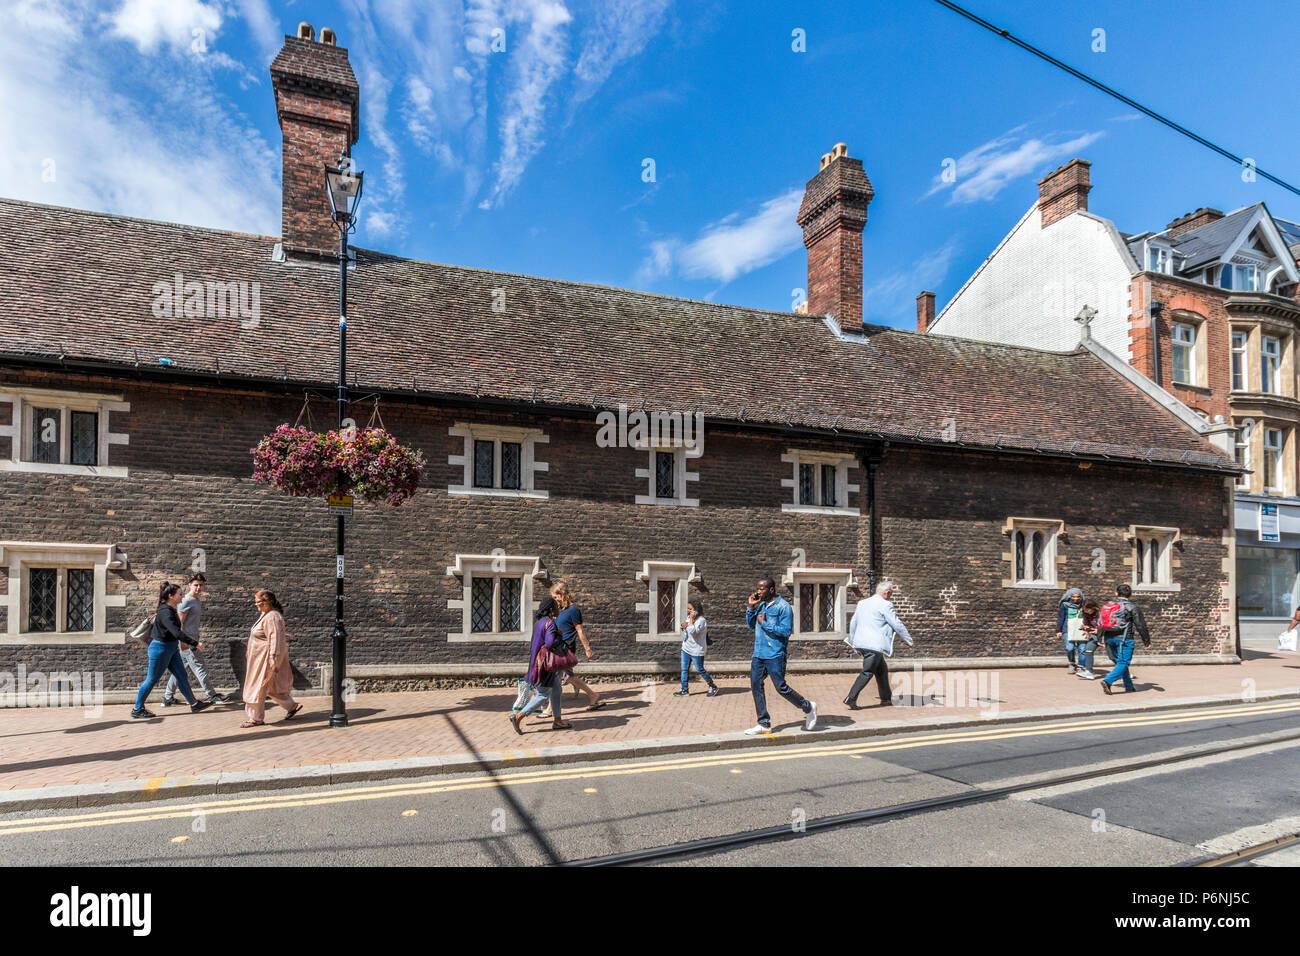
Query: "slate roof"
0 197 1235 474
1124 203 1270 273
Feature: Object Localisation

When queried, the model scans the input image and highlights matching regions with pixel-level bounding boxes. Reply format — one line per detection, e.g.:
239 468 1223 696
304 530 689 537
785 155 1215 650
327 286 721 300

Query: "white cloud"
925 128 1105 204
572 0 671 101
108 0 222 54
861 240 960 325
479 0 573 209
0 0 278 235
638 189 803 285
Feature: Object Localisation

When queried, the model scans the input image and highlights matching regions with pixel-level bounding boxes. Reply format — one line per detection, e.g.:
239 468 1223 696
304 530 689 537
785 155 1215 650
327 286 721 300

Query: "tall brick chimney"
916 291 936 332
1037 158 1091 229
1165 207 1224 239
271 23 360 260
798 142 875 333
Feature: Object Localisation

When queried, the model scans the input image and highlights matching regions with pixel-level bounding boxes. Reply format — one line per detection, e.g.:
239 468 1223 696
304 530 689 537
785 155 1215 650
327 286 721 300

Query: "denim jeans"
750 655 810 727
1063 634 1078 665
164 643 217 701
681 650 716 691
1077 639 1098 672
135 640 195 710
1103 637 1136 691
518 672 563 720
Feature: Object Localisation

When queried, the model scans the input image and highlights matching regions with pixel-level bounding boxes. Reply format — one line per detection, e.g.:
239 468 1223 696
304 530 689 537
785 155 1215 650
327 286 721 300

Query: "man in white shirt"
844 580 913 708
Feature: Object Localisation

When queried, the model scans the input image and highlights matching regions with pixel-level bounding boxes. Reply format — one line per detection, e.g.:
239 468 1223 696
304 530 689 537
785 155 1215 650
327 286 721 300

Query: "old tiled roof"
0 197 1234 473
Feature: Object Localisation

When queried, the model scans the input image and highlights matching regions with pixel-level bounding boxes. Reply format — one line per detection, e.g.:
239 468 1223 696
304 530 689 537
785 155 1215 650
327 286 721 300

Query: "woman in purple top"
509 597 570 733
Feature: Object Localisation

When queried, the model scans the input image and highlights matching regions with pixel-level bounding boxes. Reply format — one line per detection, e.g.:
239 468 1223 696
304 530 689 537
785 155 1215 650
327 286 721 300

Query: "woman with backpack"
675 599 718 697
131 582 214 719
509 596 573 733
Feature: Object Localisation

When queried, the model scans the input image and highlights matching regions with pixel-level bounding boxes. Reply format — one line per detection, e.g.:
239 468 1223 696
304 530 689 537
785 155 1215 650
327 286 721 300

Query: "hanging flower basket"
251 424 425 506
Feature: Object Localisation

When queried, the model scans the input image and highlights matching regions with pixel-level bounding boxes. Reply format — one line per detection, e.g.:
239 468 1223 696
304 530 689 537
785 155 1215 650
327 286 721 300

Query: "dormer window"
1147 245 1172 274
1219 263 1259 291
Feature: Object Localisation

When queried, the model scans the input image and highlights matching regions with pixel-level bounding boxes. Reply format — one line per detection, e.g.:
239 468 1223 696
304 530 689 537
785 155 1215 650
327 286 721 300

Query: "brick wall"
0 366 1232 688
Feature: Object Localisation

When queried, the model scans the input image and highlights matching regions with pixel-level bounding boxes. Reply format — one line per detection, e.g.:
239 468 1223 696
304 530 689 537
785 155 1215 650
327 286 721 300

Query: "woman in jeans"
131 582 214 719
509 597 570 732
674 600 718 697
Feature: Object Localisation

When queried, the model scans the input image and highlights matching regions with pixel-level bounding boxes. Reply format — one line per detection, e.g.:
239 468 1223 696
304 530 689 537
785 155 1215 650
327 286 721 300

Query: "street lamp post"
325 155 364 729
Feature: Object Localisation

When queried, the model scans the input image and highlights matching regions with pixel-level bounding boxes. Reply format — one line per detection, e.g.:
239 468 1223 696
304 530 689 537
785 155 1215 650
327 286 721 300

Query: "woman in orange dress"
241 589 303 727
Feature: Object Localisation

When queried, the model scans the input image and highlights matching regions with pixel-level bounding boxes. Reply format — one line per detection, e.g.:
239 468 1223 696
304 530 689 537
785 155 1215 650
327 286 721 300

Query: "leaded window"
470 576 494 632
657 578 677 633
799 583 814 631
473 440 495 488
798 464 815 505
500 441 522 490
31 407 60 464
821 465 837 508
28 567 57 633
70 412 98 466
499 577 521 632
66 568 94 632
1011 521 1058 586
655 451 676 499
818 583 836 631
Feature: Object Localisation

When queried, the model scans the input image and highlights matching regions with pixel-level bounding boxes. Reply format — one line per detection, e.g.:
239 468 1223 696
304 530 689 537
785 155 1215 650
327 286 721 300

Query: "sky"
4 0 1300 328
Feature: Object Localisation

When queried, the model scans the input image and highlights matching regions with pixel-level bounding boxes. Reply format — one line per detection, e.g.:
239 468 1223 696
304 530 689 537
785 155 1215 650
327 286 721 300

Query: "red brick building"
929 157 1300 640
0 30 1239 692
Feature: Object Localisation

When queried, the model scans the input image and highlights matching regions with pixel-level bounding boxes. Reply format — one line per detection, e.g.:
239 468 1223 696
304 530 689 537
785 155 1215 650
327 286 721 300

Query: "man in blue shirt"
744 577 817 734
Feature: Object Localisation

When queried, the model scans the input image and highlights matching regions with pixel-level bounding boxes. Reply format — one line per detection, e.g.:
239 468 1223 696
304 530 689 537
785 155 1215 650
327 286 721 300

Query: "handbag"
130 615 156 642
1278 629 1298 653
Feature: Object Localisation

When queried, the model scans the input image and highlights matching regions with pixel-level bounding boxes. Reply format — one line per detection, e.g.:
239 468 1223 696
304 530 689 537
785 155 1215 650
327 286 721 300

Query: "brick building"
927 157 1300 639
0 29 1240 693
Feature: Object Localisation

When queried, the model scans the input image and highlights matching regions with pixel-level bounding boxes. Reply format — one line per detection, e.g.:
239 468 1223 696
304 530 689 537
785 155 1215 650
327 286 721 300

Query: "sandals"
283 703 304 721
508 712 524 735
586 700 606 711
550 720 573 730
240 720 264 728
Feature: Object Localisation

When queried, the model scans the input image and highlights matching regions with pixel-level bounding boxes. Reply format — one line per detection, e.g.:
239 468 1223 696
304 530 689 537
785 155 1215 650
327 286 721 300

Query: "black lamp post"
325 154 363 729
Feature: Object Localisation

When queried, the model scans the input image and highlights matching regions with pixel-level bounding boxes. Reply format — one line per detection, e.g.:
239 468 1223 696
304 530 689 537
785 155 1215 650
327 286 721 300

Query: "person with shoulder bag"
675 599 718 697
130 582 214 719
509 597 572 733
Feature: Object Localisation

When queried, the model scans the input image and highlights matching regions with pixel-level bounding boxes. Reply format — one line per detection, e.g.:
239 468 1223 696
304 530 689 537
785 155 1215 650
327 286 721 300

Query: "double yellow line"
3 700 1297 836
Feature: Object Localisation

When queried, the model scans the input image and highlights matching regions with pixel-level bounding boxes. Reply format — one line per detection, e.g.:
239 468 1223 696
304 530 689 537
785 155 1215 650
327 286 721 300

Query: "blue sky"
5 0 1300 328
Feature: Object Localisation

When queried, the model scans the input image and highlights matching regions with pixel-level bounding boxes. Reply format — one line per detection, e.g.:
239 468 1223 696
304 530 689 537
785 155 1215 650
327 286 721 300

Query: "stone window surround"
1002 517 1066 589
445 553 545 642
634 443 700 507
780 449 860 516
1126 525 1181 593
0 387 129 478
634 560 700 642
1169 313 1208 389
781 564 857 640
448 422 548 499
0 542 127 645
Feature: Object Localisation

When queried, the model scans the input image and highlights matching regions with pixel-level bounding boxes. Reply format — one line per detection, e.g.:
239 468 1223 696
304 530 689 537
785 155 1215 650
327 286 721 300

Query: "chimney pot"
798 144 874 333
916 291 936 332
297 22 314 41
320 27 337 45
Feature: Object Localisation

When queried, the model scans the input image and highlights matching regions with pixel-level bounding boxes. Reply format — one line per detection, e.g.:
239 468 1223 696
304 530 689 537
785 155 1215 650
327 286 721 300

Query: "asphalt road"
2 701 1298 867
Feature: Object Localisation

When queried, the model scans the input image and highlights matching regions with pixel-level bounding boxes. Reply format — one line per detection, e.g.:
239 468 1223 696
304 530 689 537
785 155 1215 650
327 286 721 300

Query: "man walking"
844 580 914 708
744 577 816 734
163 573 232 706
1099 583 1150 695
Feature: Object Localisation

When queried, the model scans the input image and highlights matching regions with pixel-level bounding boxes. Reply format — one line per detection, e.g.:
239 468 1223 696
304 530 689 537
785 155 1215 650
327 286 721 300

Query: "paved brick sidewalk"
0 651 1296 792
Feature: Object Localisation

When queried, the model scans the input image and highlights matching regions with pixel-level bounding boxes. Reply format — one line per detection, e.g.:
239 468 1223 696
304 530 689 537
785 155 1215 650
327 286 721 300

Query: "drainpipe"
1150 298 1164 386
863 443 886 593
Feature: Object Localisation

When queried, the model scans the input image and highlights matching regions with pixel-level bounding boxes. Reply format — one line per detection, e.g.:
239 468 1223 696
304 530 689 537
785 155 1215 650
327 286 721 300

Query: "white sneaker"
804 701 818 731
744 723 771 735
1077 669 1096 680
1067 664 1077 674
